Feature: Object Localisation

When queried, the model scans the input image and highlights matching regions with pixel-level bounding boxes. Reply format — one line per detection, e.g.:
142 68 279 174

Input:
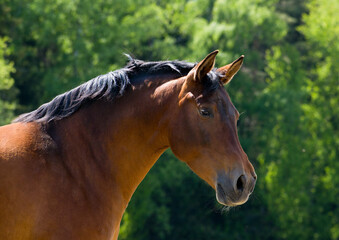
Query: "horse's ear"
193 50 219 82
217 55 244 85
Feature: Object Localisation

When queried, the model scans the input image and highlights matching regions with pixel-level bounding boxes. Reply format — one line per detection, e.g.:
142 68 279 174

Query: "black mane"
13 56 219 123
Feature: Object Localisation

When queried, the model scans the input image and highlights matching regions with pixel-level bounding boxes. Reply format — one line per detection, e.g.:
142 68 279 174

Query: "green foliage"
298 1 339 238
256 0 339 238
0 0 338 239
0 37 16 125
259 44 312 239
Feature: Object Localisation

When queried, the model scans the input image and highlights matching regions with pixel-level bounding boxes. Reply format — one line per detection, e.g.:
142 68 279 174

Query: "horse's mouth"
216 183 233 206
216 183 248 206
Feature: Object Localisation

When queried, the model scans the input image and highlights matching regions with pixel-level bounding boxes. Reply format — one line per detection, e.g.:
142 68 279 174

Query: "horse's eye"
199 107 214 118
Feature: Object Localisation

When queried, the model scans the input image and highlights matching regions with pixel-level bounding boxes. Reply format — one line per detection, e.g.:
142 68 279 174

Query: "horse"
0 50 256 240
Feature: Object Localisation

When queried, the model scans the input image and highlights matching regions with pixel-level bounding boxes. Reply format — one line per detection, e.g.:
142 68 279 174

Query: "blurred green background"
0 0 338 239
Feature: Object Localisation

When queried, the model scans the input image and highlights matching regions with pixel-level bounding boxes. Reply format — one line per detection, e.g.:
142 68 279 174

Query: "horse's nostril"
236 175 246 192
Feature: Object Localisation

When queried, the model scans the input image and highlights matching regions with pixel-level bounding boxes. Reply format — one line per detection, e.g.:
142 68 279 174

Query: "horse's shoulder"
0 122 57 160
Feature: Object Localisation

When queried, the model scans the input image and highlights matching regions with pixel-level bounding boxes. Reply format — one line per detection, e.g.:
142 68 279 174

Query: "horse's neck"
50 76 183 219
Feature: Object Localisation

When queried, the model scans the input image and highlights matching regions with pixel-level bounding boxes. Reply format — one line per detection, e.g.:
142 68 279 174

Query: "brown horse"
0 50 256 240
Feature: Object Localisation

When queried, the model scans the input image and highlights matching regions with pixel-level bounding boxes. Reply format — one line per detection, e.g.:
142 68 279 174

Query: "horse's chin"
215 185 249 206
216 195 248 206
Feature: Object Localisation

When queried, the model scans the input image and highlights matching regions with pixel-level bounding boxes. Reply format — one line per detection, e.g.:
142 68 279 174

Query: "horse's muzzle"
215 171 256 206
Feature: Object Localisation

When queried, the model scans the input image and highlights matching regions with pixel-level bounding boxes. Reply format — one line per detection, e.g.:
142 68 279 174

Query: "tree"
299 0 339 238
0 37 16 125
258 0 339 238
